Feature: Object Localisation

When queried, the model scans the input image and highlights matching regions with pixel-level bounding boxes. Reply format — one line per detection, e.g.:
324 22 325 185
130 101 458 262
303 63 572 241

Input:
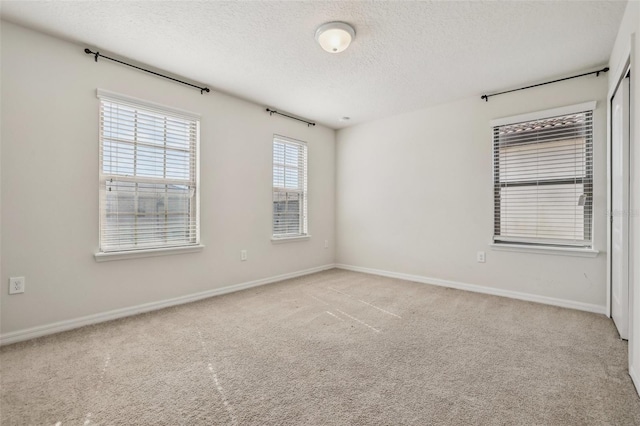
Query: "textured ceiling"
0 1 627 129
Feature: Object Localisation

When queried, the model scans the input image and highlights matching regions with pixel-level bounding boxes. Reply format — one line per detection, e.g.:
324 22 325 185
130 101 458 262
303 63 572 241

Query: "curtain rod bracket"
596 67 609 77
84 48 99 62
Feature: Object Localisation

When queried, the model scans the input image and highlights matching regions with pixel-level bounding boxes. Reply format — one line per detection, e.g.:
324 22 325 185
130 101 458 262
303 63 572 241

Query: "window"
272 135 308 238
492 102 594 248
98 90 200 253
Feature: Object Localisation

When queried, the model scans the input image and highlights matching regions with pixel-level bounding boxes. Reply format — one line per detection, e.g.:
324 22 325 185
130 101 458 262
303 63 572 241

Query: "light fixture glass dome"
315 22 355 53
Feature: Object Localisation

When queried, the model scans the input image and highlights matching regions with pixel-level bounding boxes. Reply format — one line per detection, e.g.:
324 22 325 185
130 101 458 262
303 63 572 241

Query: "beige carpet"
1 269 639 425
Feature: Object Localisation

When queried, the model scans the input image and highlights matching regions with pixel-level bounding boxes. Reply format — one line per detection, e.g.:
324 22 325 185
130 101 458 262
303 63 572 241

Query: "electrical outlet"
9 277 25 294
477 251 486 263
241 250 247 261
324 239 329 249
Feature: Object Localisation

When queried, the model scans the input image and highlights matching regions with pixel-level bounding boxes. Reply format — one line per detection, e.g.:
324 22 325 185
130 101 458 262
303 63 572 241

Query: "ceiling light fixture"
315 22 355 53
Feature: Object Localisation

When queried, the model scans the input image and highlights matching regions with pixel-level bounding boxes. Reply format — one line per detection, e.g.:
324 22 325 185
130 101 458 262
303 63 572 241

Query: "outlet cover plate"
9 277 25 294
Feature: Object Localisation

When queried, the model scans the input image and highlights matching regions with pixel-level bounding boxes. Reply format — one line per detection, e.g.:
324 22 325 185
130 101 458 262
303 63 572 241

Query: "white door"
611 71 630 340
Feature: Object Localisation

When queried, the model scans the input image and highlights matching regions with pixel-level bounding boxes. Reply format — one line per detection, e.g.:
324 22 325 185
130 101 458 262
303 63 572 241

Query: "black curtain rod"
84 48 210 94
266 108 316 127
481 66 609 102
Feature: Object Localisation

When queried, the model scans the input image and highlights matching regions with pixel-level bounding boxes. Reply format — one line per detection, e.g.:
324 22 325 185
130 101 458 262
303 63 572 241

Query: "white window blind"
273 135 308 238
98 91 200 253
493 107 593 248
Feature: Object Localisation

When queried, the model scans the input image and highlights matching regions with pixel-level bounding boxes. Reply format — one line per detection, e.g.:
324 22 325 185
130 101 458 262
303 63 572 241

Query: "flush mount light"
315 22 355 53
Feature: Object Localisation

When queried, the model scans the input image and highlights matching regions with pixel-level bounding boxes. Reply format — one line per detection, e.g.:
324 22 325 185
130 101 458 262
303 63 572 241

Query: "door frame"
606 34 639 395
607 49 632 320
609 61 631 339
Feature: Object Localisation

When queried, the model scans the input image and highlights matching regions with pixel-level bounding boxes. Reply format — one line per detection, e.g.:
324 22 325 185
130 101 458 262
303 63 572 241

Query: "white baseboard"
630 366 640 397
335 264 606 315
0 264 335 346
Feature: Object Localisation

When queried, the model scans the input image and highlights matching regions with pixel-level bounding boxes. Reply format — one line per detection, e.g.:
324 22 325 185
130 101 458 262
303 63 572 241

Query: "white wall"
336 74 608 310
0 21 336 336
608 0 640 393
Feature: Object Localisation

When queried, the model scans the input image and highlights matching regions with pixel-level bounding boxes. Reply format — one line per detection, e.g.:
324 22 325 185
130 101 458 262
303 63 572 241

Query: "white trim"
630 366 640 397
335 264 606 315
608 46 633 100
490 101 597 127
0 264 336 346
271 235 311 244
94 244 205 262
490 243 599 258
195 120 202 247
273 134 307 147
97 92 201 254
630 32 638 397
607 46 633 320
607 79 614 318
96 88 201 120
490 102 597 255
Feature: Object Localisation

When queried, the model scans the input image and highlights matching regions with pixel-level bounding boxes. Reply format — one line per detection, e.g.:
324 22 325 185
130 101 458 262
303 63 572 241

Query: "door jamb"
607 49 632 319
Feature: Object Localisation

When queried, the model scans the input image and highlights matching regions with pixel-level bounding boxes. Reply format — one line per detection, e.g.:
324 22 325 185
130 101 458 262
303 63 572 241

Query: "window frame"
95 89 202 261
271 135 309 241
490 101 599 256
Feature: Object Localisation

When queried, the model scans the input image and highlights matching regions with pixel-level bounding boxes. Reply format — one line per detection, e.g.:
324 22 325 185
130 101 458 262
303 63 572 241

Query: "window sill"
490 243 599 258
271 235 311 244
94 244 205 262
